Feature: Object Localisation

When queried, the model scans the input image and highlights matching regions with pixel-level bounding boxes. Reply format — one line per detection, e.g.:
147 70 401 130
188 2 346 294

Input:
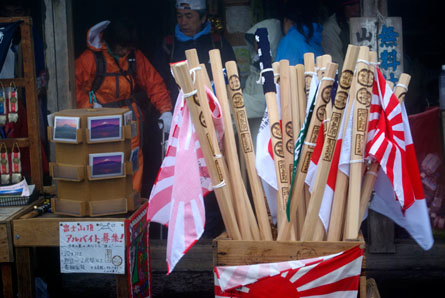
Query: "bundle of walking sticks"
171 28 410 242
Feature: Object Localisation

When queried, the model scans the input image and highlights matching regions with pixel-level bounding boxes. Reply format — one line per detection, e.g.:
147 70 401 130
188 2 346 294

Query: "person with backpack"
153 0 236 107
75 19 172 193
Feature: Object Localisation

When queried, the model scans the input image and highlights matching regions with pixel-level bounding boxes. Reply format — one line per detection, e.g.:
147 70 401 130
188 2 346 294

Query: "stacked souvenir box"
48 108 140 217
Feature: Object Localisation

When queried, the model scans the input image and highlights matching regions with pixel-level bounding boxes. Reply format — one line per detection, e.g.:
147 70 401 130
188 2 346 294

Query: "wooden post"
15 247 34 298
1 263 13 298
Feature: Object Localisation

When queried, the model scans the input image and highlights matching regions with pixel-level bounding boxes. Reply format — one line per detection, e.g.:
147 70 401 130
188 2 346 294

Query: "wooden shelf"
0 16 43 191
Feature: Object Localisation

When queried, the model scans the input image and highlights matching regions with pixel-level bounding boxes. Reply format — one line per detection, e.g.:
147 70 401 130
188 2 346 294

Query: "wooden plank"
214 239 364 266
15 247 34 298
367 210 395 253
13 214 125 247
115 274 129 298
151 239 214 272
0 224 10 262
349 17 378 51
377 17 404 84
54 0 76 110
18 16 44 191
0 78 26 87
0 138 30 148
1 263 14 298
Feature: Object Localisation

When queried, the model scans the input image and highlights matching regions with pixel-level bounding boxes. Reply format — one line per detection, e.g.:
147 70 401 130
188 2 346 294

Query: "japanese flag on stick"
367 68 433 250
148 88 224 273
214 245 364 297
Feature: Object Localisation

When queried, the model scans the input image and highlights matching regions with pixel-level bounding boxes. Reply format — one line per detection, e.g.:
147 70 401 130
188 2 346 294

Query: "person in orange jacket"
75 19 172 193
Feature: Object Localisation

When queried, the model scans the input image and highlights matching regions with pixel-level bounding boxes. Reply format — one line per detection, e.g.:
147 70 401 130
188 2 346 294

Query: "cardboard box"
49 108 140 217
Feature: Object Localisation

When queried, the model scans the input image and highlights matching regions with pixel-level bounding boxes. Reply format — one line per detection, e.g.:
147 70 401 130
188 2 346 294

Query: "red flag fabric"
214 245 364 298
366 68 433 250
367 68 424 210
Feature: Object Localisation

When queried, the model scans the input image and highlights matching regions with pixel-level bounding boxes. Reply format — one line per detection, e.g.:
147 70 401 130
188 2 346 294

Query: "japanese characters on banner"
350 17 403 84
59 221 125 274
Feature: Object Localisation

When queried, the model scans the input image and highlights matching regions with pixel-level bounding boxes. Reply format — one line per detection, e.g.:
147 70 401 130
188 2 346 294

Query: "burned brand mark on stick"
274 141 284 158
357 69 374 87
356 88 372 107
271 122 282 139
232 93 245 108
334 91 348 110
278 160 288 183
228 75 241 91
339 70 353 89
321 86 332 103
236 110 248 132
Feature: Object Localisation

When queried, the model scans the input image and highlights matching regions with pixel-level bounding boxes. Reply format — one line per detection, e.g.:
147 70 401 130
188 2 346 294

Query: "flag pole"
209 49 260 240
295 64 306 130
174 57 242 240
255 28 289 233
225 60 274 240
278 62 338 241
344 48 377 241
290 66 301 139
324 45 360 242
358 73 411 225
307 45 359 241
279 60 294 191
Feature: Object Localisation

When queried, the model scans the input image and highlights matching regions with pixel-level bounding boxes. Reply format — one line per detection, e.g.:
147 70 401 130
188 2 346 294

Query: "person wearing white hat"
153 0 236 238
153 0 236 106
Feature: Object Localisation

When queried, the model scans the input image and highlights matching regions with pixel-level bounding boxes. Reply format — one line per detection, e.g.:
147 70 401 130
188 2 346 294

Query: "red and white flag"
148 88 224 273
366 68 433 250
305 97 350 232
214 245 364 297
255 84 281 223
367 68 424 209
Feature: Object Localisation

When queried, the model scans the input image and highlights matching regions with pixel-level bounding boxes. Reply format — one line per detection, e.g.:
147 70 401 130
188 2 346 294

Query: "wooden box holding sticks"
213 233 367 297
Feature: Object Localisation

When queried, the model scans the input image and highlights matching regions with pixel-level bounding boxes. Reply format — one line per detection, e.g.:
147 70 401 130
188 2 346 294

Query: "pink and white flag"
214 245 364 297
148 88 224 273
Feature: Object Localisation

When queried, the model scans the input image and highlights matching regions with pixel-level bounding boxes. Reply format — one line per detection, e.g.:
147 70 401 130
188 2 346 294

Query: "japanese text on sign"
59 221 125 274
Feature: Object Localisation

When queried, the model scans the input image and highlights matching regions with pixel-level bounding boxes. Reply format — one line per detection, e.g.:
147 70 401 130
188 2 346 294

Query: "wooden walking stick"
344 48 376 241
280 60 295 182
290 66 301 144
304 53 315 98
255 28 289 231
296 62 339 241
273 62 280 83
306 45 360 241
225 60 273 240
278 62 338 241
296 64 306 130
358 73 411 225
209 49 260 240
173 60 241 240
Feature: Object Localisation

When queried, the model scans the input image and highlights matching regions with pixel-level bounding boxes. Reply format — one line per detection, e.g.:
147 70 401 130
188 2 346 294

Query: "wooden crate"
213 233 365 266
0 203 40 262
213 234 367 296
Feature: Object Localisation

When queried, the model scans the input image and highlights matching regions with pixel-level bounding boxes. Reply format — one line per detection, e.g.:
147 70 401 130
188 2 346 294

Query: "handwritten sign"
350 17 404 84
59 221 125 274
